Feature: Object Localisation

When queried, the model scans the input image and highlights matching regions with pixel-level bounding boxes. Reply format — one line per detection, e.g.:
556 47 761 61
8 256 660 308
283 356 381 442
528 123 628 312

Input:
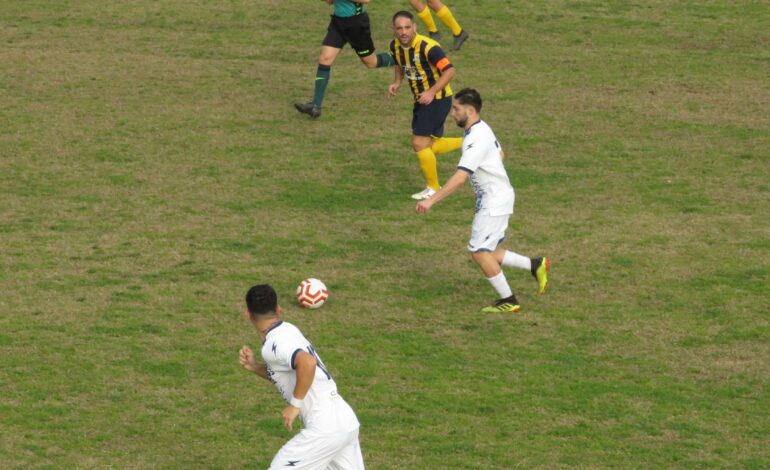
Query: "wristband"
289 396 304 409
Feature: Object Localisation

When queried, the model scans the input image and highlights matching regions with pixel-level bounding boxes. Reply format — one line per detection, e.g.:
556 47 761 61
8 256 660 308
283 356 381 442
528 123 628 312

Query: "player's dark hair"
454 88 483 113
245 284 278 317
392 10 414 24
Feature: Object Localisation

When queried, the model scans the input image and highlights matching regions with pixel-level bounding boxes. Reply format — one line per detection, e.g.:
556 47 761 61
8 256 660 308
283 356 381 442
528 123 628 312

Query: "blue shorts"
411 97 452 137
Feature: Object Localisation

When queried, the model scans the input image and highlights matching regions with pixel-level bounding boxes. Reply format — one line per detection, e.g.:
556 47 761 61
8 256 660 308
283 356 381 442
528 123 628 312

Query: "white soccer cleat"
411 186 437 200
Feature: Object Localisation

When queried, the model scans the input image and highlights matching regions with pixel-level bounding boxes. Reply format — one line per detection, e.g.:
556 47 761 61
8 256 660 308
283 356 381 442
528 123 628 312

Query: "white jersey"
261 321 359 433
457 120 515 216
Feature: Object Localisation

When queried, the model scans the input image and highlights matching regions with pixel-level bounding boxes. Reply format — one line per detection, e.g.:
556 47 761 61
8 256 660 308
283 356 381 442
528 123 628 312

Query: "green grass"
1 0 768 468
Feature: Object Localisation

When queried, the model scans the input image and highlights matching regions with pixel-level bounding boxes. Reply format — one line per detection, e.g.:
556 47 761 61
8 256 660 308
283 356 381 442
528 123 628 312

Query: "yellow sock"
435 6 462 36
415 6 438 33
416 148 440 190
431 137 463 155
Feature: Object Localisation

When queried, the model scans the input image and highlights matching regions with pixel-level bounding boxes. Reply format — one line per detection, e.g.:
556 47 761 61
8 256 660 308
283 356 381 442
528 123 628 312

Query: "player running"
415 88 549 312
238 284 365 469
295 0 396 118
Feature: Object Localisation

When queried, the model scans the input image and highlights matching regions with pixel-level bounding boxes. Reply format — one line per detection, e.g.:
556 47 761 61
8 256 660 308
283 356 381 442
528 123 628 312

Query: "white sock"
486 271 512 298
502 251 531 271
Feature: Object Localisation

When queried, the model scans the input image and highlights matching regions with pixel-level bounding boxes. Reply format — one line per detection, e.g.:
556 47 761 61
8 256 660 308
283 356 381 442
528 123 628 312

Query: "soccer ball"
296 278 329 309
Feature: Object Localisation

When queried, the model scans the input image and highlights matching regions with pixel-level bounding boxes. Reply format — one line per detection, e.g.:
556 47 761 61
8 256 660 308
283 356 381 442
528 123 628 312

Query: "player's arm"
281 350 317 431
417 47 455 104
239 345 270 381
389 62 404 96
415 169 468 213
425 66 454 98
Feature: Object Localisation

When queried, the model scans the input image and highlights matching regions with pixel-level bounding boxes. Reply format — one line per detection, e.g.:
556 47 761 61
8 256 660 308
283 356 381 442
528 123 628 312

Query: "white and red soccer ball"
296 278 328 309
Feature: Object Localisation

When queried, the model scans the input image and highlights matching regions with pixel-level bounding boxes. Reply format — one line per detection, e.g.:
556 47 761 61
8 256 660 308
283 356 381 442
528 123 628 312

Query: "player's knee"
318 53 336 66
427 0 445 10
412 137 431 152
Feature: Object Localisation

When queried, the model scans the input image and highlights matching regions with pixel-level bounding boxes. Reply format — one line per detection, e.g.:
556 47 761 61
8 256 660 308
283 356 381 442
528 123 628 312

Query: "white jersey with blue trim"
261 321 359 432
457 120 515 216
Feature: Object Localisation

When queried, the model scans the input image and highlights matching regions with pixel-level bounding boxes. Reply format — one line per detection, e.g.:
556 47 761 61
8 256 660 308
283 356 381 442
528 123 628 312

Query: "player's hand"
417 90 436 105
282 405 301 431
415 199 433 213
239 345 260 373
388 83 400 97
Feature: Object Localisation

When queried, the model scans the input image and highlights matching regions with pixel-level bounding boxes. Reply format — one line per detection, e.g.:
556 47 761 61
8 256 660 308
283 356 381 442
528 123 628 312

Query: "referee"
295 0 395 118
388 10 462 200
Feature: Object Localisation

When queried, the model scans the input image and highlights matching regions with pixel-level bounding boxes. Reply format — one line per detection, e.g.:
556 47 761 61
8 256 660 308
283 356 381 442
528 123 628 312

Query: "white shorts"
268 426 364 470
467 210 510 252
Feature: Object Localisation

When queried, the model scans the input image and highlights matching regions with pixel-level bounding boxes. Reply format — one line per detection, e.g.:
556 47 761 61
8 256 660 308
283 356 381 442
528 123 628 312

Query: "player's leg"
342 12 394 69
468 212 521 312
326 428 365 470
493 247 550 294
411 98 453 198
295 19 346 118
412 133 439 198
427 0 469 50
360 51 395 68
430 136 462 154
312 45 342 105
268 429 343 470
430 97 461 154
494 247 531 270
410 0 441 41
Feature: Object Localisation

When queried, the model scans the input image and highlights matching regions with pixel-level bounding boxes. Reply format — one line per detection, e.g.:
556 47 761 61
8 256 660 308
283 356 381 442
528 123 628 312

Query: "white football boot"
411 186 438 200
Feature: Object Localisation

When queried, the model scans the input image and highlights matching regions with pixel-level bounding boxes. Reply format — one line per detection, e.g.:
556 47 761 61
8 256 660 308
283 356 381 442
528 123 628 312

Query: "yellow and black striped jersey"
390 34 454 100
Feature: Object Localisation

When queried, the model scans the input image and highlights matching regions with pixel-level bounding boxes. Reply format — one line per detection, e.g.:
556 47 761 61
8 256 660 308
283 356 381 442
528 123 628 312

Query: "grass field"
1 1 768 468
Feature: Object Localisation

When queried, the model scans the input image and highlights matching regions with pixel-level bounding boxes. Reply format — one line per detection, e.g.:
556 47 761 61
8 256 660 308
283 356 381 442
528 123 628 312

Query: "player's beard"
454 109 469 128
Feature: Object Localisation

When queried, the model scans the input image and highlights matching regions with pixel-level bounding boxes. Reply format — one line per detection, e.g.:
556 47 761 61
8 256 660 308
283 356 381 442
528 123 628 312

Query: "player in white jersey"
415 88 549 312
238 284 365 469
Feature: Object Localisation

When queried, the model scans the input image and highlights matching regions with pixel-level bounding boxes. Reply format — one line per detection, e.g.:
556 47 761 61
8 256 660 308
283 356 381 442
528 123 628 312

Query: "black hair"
392 10 414 24
245 284 278 317
454 88 482 113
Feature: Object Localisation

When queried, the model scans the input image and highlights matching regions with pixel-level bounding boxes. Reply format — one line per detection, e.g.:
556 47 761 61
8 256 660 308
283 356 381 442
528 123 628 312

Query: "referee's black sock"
376 52 396 68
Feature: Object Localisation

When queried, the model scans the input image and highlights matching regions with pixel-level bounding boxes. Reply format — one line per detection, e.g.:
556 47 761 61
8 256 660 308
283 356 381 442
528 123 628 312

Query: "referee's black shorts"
322 13 376 57
412 97 452 137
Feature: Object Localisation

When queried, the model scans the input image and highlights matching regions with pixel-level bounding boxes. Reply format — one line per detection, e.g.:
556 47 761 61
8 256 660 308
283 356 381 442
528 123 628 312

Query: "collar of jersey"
263 320 283 339
464 119 483 136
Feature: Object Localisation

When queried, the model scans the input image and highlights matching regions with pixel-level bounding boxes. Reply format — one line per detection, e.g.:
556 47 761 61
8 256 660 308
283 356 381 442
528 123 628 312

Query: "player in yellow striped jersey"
388 10 463 199
408 0 469 50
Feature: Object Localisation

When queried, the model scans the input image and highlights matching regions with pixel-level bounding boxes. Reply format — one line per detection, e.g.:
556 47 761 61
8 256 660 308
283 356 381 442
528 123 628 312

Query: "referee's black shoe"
450 30 469 51
295 102 321 118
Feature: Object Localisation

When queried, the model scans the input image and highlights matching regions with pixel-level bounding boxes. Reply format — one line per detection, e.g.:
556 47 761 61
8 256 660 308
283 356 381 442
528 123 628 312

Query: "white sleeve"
457 134 486 173
272 332 307 370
